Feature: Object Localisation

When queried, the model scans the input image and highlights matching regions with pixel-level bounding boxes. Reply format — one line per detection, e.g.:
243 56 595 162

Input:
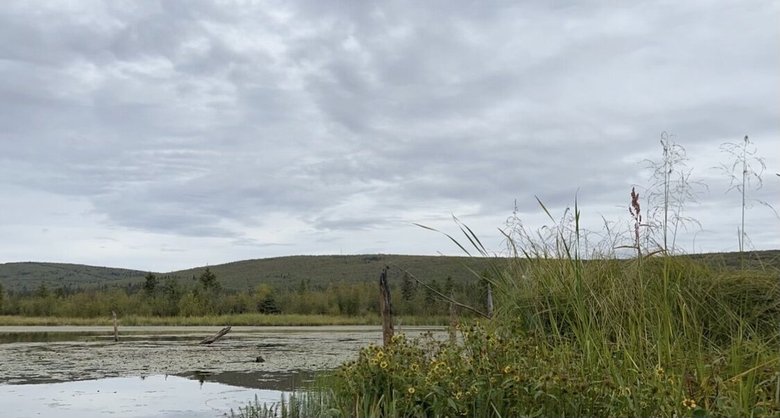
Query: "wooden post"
379 266 394 346
486 284 494 318
112 311 118 342
448 290 457 344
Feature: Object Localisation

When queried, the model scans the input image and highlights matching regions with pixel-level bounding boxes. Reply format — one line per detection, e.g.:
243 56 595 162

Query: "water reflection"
0 375 283 418
178 369 318 391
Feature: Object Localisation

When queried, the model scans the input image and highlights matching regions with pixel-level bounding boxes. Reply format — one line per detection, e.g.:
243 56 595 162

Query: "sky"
1 0 778 272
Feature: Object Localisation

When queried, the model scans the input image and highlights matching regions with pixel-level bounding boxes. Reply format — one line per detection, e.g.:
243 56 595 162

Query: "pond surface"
0 325 443 417
0 375 280 418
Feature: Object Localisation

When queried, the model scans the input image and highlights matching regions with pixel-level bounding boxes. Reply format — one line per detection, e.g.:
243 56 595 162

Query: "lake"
0 325 443 417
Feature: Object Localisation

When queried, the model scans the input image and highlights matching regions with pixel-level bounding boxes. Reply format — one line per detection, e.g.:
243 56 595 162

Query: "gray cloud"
0 0 778 270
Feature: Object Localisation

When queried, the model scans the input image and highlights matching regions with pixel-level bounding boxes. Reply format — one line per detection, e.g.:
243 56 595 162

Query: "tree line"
0 268 491 318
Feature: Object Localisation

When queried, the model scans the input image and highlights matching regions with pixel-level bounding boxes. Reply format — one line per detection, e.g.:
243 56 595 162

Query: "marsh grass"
232 206 780 417
0 313 449 327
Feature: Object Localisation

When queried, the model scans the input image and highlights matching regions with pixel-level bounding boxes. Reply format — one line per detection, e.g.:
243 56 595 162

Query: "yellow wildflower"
503 365 512 374
682 398 697 410
380 361 388 369
407 387 416 395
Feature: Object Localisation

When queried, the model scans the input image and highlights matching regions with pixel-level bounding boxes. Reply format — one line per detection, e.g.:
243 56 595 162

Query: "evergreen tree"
198 267 220 292
259 293 281 314
401 272 416 301
424 279 443 314
444 276 454 296
143 272 158 296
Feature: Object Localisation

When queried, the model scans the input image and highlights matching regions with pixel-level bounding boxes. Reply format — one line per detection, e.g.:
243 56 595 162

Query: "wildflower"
380 361 388 369
407 387 416 395
454 391 462 400
503 365 512 374
654 365 665 378
619 386 631 397
411 363 419 372
375 351 385 360
682 398 697 410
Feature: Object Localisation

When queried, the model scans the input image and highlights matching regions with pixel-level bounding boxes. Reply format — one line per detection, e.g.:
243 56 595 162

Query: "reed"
232 205 780 417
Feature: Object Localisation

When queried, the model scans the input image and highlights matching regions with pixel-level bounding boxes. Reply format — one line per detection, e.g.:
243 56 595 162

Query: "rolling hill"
1 250 778 293
0 255 497 293
0 262 147 292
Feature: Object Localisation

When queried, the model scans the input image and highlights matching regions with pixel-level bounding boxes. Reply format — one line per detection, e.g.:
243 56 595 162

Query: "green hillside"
162 254 496 291
0 262 147 292
1 250 778 293
684 249 780 270
0 255 497 293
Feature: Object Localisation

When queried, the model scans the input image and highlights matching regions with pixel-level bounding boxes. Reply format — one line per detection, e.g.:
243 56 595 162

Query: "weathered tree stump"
379 266 394 346
200 326 231 344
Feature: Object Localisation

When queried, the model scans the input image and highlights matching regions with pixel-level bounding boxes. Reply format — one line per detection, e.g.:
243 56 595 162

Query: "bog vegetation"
226 135 779 417
230 217 780 417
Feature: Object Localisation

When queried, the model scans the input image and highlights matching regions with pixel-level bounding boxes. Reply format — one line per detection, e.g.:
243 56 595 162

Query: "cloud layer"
1 1 778 271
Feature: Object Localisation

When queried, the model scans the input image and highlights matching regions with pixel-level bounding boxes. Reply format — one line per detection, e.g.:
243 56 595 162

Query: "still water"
0 325 443 417
0 375 281 418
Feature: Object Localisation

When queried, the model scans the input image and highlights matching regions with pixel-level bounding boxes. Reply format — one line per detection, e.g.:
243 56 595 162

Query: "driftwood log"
200 326 231 344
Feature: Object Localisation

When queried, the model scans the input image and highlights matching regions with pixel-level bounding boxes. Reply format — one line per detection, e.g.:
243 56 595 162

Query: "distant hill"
0 262 147 292
1 250 778 293
683 249 780 271
166 254 497 291
0 255 497 293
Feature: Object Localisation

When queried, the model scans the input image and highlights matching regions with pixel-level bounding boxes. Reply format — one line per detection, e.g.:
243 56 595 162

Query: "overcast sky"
1 1 778 272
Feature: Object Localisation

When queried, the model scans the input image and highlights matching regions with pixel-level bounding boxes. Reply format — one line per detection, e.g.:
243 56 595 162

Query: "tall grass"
232 206 780 417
